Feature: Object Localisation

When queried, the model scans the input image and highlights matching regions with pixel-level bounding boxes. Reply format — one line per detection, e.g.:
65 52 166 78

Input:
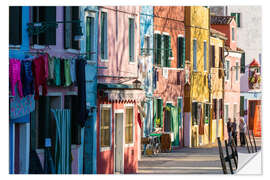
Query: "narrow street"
138 138 261 174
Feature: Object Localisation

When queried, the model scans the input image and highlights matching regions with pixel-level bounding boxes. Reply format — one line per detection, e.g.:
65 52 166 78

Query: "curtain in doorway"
167 104 179 146
51 109 72 174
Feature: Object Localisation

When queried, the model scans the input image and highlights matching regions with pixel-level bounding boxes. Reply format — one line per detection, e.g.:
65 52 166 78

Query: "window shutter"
71 7 79 50
212 45 215 68
157 34 162 65
44 7 56 45
182 37 186 68
240 96 244 116
154 34 157 64
169 35 172 59
178 37 185 68
153 99 157 128
160 99 163 128
9 7 22 45
237 13 240 27
101 12 105 59
64 7 72 49
86 17 92 60
241 53 245 73
177 37 181 68
129 19 135 62
193 39 197 71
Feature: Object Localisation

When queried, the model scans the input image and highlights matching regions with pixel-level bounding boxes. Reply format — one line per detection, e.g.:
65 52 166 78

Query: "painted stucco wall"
98 6 140 85
96 100 139 174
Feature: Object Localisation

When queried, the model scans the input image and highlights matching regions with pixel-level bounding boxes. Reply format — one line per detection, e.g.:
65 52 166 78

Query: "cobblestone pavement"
138 137 261 174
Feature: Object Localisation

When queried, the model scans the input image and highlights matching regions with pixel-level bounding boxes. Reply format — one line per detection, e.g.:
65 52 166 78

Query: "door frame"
113 109 124 174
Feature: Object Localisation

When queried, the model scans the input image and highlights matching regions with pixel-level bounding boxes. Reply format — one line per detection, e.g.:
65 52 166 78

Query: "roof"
211 15 235 25
210 28 227 40
225 46 244 53
250 59 260 67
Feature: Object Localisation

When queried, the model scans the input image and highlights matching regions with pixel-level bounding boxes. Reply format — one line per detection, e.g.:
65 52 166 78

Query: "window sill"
66 48 80 54
100 146 111 152
9 45 21 49
100 59 109 62
129 61 136 65
31 45 46 49
125 143 134 148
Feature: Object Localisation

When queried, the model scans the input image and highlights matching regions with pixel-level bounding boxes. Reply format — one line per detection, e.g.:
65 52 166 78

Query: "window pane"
101 108 110 147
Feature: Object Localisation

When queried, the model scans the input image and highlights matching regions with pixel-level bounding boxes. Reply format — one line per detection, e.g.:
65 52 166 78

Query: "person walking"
227 118 232 144
232 118 238 146
239 118 246 147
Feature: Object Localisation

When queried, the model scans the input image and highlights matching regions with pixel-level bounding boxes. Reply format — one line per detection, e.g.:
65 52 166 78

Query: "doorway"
114 112 124 174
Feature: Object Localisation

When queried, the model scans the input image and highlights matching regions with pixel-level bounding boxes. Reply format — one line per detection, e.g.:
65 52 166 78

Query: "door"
115 113 124 173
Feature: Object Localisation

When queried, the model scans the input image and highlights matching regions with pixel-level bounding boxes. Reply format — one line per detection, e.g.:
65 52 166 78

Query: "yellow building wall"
185 6 210 147
210 36 225 143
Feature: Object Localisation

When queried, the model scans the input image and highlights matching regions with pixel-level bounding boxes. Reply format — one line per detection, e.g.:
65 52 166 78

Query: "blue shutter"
193 39 197 71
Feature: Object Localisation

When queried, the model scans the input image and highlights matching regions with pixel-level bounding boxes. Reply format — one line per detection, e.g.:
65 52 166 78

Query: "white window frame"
124 104 135 147
100 104 112 152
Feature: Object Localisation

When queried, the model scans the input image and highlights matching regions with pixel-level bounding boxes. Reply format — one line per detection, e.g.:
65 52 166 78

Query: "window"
226 60 230 80
192 102 198 125
232 27 235 41
211 45 215 68
178 98 183 127
233 104 237 119
64 7 80 50
193 39 197 71
177 36 185 68
236 62 239 81
231 13 241 27
212 99 217 120
100 106 111 147
143 35 150 55
125 107 133 144
154 33 162 65
156 99 163 128
204 104 210 124
129 18 135 62
177 72 181 85
203 41 207 71
219 47 223 63
9 7 22 45
219 99 223 119
32 7 56 45
163 34 172 67
224 104 229 122
240 96 244 117
240 52 245 73
101 11 108 59
86 16 94 60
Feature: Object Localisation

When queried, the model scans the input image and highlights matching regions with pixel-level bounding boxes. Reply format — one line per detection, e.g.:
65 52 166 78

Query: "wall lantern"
27 20 83 41
132 79 142 89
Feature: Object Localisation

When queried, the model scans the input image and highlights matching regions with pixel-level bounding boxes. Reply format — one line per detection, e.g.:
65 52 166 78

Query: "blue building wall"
79 6 98 174
9 7 31 174
140 6 154 136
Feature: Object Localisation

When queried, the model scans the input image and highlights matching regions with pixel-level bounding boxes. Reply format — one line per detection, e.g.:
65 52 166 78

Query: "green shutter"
160 99 163 128
45 7 56 45
154 34 157 64
241 53 245 73
177 37 180 68
157 34 162 65
169 35 172 58
153 99 157 128
101 12 105 59
237 13 240 27
64 7 72 49
71 7 79 50
240 96 244 116
86 17 92 60
182 37 186 68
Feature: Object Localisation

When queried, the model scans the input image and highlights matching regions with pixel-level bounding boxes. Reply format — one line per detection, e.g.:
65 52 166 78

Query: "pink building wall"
96 6 140 174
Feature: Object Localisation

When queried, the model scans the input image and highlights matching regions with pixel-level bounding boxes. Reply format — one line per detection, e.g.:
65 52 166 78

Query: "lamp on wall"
27 20 83 41
132 79 142 89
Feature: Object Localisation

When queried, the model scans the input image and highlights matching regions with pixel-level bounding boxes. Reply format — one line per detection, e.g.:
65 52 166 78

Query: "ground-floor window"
100 106 111 148
224 104 229 123
204 103 210 124
192 102 198 125
125 106 134 144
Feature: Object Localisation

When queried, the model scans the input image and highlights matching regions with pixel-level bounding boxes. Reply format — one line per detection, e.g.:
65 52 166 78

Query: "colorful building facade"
153 6 185 148
211 15 242 140
96 6 143 174
209 28 227 143
184 6 210 147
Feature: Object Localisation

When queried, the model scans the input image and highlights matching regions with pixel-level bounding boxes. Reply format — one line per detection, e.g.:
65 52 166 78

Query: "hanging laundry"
21 60 34 96
33 56 48 100
54 57 61 86
48 55 55 82
60 58 65 86
137 112 142 128
9 58 23 97
76 59 89 127
64 59 72 86
70 59 77 84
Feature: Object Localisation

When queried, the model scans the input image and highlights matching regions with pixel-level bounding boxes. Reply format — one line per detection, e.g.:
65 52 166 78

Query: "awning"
98 83 141 90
